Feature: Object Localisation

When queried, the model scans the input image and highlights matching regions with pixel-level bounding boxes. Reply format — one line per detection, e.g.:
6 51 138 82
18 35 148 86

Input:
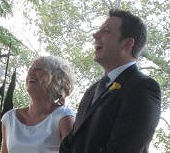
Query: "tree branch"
101 0 111 9
108 0 114 9
0 41 11 114
139 66 160 70
160 116 170 130
113 0 122 9
0 53 13 58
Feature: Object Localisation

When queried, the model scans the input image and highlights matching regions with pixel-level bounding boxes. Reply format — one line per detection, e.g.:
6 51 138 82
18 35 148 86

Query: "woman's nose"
28 68 34 75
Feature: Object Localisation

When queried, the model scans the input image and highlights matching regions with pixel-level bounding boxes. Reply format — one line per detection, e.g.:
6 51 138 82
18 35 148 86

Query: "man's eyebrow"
100 24 107 29
100 25 110 31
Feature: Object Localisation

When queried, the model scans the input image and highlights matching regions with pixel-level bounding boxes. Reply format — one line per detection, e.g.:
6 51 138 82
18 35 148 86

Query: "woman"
1 56 75 153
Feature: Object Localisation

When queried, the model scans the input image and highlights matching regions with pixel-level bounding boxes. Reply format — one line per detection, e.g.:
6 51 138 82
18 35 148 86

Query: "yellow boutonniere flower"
109 82 121 91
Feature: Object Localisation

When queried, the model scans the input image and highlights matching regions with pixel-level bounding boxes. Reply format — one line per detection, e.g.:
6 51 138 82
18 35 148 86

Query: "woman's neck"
28 96 55 117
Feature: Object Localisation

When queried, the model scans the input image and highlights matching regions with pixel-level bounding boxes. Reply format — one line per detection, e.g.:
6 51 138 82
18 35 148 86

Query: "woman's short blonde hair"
35 56 74 102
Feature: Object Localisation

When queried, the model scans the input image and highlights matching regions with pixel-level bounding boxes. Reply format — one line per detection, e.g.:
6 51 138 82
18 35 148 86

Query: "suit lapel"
73 83 97 133
73 64 138 135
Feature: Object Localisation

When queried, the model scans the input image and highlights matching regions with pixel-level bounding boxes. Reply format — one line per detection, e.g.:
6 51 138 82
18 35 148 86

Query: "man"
60 9 161 153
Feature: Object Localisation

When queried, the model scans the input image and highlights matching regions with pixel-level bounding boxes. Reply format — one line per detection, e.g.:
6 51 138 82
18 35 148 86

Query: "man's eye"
102 29 110 33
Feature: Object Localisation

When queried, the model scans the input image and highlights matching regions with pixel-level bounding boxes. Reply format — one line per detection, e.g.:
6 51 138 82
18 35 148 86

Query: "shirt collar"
107 61 136 84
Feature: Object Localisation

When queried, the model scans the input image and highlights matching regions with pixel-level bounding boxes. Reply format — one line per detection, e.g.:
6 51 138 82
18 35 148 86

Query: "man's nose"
93 31 100 39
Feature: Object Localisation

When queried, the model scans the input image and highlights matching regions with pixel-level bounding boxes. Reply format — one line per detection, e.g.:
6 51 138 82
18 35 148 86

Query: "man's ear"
125 38 135 51
122 38 135 56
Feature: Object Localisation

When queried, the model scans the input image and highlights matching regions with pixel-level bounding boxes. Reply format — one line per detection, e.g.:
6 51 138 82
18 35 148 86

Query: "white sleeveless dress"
1 106 75 153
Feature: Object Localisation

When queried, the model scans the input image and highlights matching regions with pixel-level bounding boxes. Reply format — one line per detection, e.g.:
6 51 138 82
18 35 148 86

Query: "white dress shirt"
106 61 136 87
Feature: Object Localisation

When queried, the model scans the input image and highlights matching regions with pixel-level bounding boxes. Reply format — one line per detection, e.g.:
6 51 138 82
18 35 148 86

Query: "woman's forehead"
30 59 44 69
32 59 43 66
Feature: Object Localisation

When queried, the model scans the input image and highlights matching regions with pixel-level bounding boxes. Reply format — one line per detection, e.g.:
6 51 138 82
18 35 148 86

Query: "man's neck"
104 59 136 74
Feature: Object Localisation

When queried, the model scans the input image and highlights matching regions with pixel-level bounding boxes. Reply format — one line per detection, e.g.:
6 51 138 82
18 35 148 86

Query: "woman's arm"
59 116 75 140
1 124 8 153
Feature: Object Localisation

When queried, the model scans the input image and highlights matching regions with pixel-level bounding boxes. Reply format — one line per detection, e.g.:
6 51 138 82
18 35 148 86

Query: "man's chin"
94 56 104 65
94 54 100 61
94 57 100 63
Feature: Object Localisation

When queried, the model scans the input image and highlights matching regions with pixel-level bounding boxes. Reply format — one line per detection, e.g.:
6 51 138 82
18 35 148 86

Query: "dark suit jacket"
60 65 161 153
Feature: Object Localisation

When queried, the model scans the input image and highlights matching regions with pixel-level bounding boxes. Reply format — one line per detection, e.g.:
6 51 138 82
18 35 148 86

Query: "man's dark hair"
109 9 147 58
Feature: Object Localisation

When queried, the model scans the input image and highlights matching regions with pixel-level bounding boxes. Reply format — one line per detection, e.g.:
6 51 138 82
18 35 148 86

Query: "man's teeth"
96 46 102 50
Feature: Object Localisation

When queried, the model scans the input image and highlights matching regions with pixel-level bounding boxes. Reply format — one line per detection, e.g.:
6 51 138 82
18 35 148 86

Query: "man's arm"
103 78 161 153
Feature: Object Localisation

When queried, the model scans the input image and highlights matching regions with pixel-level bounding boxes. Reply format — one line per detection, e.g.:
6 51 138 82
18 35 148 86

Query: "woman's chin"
26 86 37 95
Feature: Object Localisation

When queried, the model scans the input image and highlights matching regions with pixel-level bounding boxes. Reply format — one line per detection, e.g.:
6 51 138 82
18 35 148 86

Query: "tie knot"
91 75 110 105
99 76 110 89
101 76 110 84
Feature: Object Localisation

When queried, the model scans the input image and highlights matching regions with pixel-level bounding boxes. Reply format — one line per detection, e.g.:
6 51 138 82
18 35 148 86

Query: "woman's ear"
47 73 52 86
43 72 52 88
58 96 65 105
